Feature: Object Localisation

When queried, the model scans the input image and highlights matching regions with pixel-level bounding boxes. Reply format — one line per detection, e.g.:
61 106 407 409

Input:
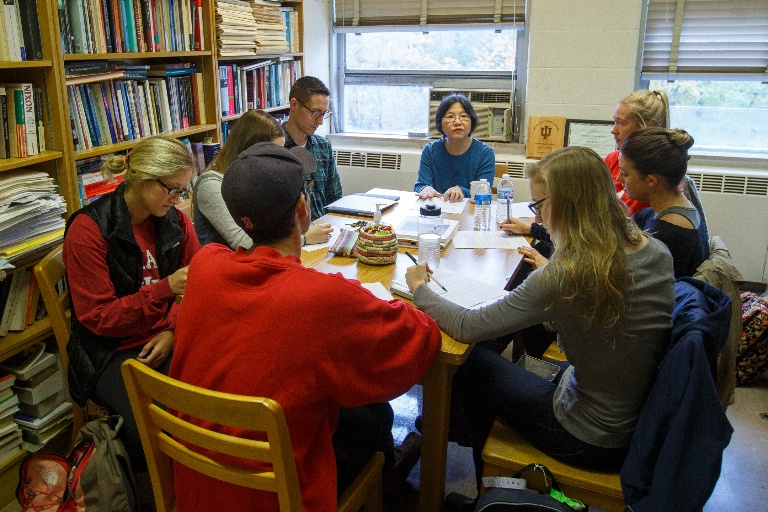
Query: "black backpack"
475 464 583 512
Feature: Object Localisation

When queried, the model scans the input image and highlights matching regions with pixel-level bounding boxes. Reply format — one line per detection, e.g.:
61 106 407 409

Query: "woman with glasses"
406 146 674 510
618 128 708 278
62 136 201 508
414 93 495 202
194 109 334 248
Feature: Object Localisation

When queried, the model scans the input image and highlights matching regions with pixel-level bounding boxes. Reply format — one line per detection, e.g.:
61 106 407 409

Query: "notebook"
394 217 460 250
325 193 399 217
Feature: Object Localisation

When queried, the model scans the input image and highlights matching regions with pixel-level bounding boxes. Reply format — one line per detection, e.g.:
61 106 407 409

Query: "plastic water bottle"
495 173 514 225
418 204 443 268
473 179 491 231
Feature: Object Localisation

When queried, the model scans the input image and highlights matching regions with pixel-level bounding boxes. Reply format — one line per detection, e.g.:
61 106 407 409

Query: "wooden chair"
491 162 509 194
33 244 100 448
120 359 384 512
482 420 624 511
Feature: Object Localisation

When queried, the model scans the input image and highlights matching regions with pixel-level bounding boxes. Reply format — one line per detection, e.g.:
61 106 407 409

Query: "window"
331 0 525 138
640 0 768 157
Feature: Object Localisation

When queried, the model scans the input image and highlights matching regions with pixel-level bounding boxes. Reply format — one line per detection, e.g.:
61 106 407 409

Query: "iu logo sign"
540 125 552 140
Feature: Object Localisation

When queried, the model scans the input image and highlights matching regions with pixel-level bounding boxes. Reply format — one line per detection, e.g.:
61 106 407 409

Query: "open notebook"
394 217 460 250
390 267 507 310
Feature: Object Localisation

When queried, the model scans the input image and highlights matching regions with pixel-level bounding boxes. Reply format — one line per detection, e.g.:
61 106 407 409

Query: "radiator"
334 148 768 283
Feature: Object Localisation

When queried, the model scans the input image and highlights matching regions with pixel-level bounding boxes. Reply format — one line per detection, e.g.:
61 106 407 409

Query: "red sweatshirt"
170 244 442 512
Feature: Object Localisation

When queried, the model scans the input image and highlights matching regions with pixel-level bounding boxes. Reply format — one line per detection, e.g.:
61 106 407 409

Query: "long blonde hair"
101 137 195 186
527 146 643 331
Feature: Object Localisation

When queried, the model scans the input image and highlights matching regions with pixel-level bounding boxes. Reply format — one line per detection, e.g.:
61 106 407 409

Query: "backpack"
476 464 583 511
736 292 768 386
17 414 137 512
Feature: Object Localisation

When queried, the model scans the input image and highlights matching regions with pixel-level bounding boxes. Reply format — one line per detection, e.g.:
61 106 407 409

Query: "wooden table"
301 192 523 512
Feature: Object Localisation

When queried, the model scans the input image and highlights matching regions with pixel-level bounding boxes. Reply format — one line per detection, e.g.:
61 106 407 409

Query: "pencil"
404 252 448 292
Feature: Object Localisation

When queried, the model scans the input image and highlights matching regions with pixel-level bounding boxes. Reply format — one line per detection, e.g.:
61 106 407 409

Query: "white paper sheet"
410 197 469 215
361 282 395 301
452 231 531 250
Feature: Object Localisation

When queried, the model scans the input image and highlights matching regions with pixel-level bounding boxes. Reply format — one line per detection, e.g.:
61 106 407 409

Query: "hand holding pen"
404 252 448 293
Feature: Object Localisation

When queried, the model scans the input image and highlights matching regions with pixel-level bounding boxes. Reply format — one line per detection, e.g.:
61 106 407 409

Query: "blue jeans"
453 345 628 489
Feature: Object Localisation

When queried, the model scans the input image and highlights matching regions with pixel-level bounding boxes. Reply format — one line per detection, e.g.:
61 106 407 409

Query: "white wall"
524 0 643 137
302 0 332 136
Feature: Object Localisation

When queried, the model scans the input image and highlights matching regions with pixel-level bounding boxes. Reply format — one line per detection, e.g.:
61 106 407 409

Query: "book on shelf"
20 409 72 448
18 388 66 419
0 389 19 412
0 427 22 457
0 87 7 159
13 366 65 405
0 343 56 381
202 138 220 167
33 87 45 152
0 373 15 393
2 0 24 61
17 0 43 60
0 6 11 61
0 268 31 335
13 400 72 429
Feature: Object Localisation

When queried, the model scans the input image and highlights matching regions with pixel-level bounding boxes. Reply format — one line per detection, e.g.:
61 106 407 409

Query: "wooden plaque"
526 116 567 159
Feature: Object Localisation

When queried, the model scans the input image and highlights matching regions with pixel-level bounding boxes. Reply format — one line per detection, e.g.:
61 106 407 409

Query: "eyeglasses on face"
443 113 471 123
298 100 332 120
155 179 190 198
528 197 547 216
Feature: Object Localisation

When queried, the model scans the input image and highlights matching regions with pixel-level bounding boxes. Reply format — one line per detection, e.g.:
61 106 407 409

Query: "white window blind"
641 0 768 80
333 0 525 31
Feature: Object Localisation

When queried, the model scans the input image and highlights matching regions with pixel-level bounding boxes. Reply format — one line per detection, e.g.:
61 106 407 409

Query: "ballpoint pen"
404 252 448 292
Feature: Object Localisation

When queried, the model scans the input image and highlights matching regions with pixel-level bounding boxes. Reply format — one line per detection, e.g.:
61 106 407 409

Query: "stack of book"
76 155 123 207
59 0 204 54
219 60 301 116
0 169 67 267
65 63 206 151
0 83 46 159
0 371 23 466
279 5 299 53
251 0 288 55
0 266 44 336
3 343 73 452
216 0 259 56
0 0 44 62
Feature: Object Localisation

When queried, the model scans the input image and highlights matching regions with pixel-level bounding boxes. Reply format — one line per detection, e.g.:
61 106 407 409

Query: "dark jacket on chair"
621 277 733 512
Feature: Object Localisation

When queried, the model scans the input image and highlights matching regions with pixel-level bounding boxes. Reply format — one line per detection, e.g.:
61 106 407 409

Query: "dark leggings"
333 403 395 496
453 345 628 489
92 346 172 473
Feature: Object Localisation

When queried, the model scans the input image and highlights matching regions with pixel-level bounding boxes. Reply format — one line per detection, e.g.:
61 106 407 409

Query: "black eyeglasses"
156 179 190 198
528 197 547 216
298 100 332 120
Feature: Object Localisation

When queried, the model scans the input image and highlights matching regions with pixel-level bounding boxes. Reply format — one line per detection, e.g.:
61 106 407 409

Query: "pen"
404 252 448 292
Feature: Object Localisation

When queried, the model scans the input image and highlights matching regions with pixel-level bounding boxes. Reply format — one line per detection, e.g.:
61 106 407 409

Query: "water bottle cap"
480 179 488 182
502 174 510 179
420 204 442 217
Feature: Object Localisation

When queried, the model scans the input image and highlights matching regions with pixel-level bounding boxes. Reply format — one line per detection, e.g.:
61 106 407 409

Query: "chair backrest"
492 162 508 193
33 244 71 366
120 359 303 512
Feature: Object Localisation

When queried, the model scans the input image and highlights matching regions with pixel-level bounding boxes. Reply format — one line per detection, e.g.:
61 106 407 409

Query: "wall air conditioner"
428 88 513 142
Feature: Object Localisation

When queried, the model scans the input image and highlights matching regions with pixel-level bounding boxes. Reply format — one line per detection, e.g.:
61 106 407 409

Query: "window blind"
641 0 768 80
333 0 525 31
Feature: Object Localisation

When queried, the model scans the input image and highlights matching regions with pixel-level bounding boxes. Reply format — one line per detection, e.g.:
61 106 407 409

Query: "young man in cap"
283 76 343 220
170 142 442 512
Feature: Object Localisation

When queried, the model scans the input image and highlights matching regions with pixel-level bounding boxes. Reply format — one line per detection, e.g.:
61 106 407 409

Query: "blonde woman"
194 109 333 248
63 136 200 485
406 146 674 507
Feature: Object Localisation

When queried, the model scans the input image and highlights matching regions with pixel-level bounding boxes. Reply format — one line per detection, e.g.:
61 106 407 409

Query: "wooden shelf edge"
0 317 53 362
0 152 65 173
217 52 303 62
63 51 212 61
73 125 218 159
0 60 53 69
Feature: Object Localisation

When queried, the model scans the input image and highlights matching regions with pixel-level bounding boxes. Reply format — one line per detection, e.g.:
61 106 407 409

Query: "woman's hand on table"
518 246 548 270
405 261 432 293
137 330 174 369
443 186 464 203
501 217 533 236
417 186 442 200
306 223 334 244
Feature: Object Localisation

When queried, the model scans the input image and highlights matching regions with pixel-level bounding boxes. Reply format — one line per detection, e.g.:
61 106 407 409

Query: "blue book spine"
119 83 134 140
77 86 99 147
123 0 137 52
167 0 176 52
81 84 104 145
98 83 118 144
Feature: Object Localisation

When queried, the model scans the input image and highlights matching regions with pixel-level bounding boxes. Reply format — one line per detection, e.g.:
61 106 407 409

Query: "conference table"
301 190 525 512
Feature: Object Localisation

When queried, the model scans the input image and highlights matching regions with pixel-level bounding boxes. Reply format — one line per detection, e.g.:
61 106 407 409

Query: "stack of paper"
0 169 67 266
216 0 260 56
390 267 507 310
251 0 289 54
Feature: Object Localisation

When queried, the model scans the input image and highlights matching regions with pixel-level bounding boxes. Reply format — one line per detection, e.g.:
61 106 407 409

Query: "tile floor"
387 371 768 511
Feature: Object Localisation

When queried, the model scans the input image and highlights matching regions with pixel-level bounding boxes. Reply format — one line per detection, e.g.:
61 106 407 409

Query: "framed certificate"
564 119 616 158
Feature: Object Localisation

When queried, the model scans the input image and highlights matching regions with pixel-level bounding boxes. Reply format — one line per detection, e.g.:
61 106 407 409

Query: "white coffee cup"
469 181 481 203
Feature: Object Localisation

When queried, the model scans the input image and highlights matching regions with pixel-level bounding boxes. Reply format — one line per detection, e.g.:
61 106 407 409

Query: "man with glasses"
283 76 343 220
170 143 442 512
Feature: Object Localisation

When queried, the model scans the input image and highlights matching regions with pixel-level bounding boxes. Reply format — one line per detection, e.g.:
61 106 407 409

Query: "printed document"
452 231 531 250
390 267 507 310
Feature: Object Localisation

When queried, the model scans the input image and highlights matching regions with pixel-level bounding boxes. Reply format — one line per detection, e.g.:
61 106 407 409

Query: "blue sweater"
414 138 495 197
